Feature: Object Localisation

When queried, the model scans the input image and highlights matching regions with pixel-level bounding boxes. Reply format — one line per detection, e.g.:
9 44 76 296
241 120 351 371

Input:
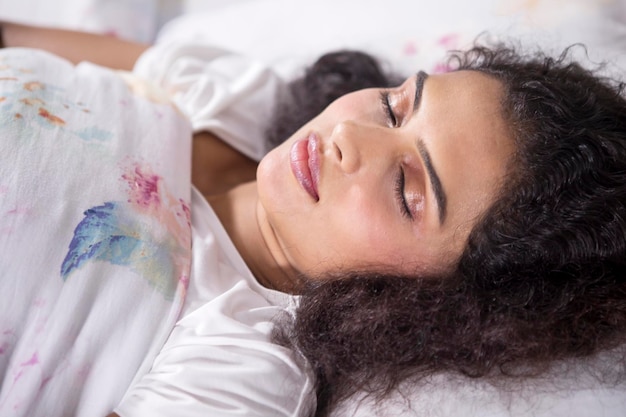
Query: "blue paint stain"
60 201 178 298
61 202 136 278
74 126 113 142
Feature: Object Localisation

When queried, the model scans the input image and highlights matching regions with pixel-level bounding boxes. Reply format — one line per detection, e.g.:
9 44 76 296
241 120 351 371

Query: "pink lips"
289 133 320 201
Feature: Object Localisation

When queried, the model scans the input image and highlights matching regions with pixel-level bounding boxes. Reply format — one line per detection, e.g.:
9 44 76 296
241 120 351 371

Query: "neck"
206 182 301 294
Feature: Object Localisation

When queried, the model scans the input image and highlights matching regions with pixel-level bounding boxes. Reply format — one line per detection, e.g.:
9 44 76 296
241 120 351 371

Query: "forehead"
429 70 503 104
419 70 513 236
429 70 507 148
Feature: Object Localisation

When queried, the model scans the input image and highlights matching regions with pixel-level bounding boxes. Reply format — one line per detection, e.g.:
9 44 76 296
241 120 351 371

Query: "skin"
1 22 515 415
0 22 148 70
213 70 515 292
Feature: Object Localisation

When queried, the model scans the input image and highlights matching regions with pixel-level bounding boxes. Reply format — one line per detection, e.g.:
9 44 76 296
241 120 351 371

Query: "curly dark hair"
268 45 626 417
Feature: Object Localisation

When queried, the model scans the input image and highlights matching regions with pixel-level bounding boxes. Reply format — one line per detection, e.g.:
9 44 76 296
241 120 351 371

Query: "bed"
0 0 625 416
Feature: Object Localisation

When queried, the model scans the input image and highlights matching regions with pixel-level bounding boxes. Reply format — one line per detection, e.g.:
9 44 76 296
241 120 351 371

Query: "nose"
329 120 388 174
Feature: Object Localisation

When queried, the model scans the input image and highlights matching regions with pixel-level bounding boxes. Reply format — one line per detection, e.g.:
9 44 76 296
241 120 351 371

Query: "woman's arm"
0 22 262 195
192 131 258 197
1 21 148 70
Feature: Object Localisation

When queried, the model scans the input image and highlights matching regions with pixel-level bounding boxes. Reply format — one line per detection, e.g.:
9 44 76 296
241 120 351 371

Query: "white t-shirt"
115 189 314 417
132 39 287 162
0 48 193 417
115 41 314 416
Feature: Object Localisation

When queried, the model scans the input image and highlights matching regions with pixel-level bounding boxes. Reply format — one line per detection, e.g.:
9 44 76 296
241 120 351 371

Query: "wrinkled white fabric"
117 41 314 416
115 189 314 417
0 47 192 417
134 40 286 161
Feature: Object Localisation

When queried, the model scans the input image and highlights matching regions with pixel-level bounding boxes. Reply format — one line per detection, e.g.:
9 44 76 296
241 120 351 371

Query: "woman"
278 46 626 416
1 23 626 417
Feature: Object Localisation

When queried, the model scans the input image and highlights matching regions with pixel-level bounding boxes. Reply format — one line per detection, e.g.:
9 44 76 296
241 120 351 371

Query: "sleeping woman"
1 22 626 417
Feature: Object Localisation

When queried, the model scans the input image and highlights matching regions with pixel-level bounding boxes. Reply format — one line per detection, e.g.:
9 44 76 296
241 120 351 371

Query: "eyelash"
380 90 411 219
395 167 413 220
379 91 397 127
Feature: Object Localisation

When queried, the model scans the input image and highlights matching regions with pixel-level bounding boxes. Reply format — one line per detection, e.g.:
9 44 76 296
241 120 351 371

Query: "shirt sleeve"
133 40 287 161
113 281 314 417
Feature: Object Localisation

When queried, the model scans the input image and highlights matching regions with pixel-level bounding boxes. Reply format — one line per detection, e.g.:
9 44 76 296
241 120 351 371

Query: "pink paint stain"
122 164 162 208
179 274 190 290
2 205 31 235
403 41 418 56
178 199 191 227
10 352 40 384
76 364 92 382
40 375 52 388
12 370 24 385
437 33 460 49
21 352 39 367
432 62 453 74
6 207 30 216
33 297 46 308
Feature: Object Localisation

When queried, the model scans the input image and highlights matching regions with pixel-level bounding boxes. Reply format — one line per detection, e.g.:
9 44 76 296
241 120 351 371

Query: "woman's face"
256 70 514 279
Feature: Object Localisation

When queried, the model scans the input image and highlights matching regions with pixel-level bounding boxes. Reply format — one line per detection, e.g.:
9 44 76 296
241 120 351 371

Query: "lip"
289 133 320 201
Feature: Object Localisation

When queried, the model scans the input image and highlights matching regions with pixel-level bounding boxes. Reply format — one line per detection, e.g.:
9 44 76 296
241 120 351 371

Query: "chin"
256 148 288 206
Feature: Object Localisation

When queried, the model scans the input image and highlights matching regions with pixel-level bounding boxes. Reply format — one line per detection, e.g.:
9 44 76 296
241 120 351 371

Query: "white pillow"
332 349 626 417
161 0 626 79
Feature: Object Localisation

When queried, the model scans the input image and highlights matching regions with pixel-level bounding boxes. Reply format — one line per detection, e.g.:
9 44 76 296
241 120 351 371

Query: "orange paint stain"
38 108 65 126
20 98 44 106
24 81 44 91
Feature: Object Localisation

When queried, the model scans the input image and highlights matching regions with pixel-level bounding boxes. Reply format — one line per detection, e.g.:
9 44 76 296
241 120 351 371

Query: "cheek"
320 190 411 268
320 91 374 122
333 189 446 274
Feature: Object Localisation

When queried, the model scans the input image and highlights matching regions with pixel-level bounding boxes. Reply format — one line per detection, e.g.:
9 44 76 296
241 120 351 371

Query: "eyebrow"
413 71 447 224
414 71 428 112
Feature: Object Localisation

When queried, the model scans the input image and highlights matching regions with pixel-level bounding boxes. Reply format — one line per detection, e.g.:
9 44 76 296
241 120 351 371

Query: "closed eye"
379 90 398 128
395 166 412 219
